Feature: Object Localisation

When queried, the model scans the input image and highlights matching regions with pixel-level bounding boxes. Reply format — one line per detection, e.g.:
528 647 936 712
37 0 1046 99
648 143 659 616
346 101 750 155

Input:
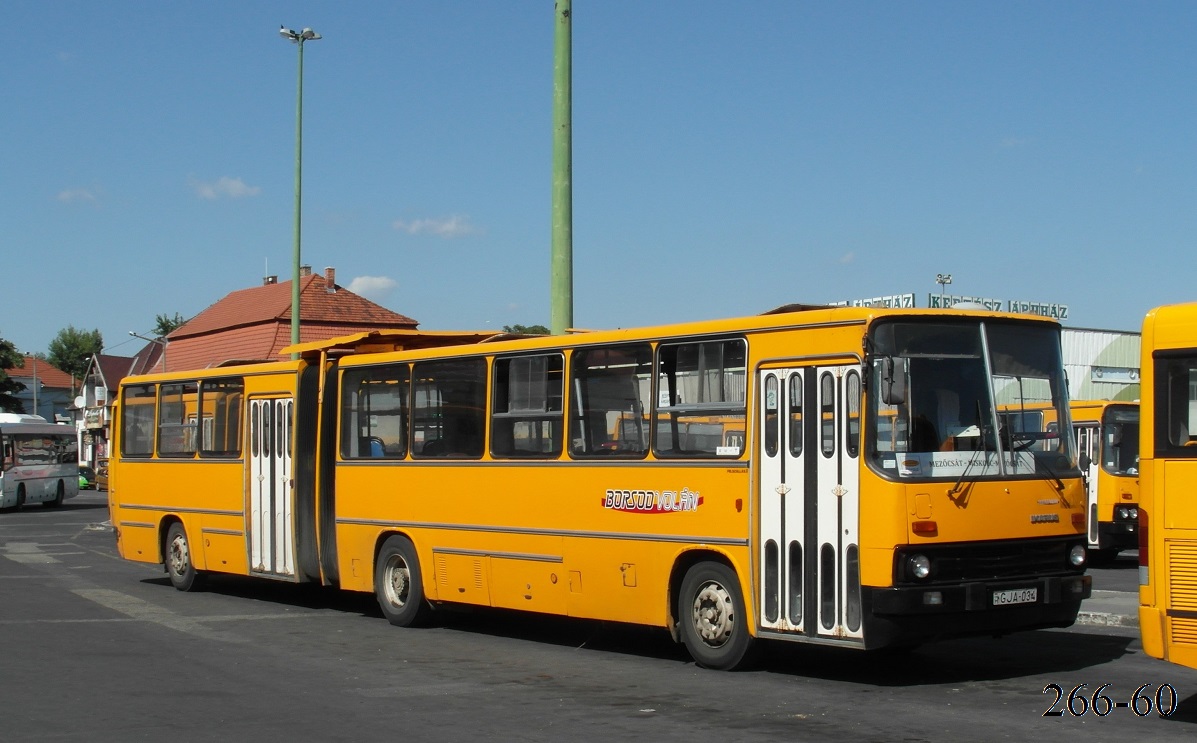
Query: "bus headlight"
1069 545 1087 567
908 554 931 580
1115 505 1139 521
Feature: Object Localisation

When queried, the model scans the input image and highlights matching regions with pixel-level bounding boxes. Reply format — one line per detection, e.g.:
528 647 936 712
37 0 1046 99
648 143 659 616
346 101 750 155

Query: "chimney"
299 264 312 277
325 267 336 293
264 275 278 285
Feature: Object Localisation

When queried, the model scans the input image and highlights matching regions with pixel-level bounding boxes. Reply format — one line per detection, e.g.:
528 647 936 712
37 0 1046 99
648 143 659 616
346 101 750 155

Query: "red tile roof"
10 357 76 390
93 354 135 382
162 272 420 371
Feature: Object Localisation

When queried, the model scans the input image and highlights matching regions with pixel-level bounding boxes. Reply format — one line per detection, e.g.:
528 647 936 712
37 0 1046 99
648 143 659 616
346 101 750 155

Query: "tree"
502 324 551 335
47 326 103 381
0 334 26 413
153 312 187 337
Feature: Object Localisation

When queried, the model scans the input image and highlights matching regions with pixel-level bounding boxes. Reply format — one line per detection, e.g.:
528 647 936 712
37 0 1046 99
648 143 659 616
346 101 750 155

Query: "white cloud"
57 188 97 204
348 275 397 300
190 176 261 200
392 214 479 238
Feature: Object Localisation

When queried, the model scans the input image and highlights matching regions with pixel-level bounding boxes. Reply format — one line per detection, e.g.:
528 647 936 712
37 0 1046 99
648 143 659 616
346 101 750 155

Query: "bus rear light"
912 520 937 536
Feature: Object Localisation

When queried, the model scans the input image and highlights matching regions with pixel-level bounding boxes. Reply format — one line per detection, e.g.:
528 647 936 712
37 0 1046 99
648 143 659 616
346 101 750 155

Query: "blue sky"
5 2 1194 357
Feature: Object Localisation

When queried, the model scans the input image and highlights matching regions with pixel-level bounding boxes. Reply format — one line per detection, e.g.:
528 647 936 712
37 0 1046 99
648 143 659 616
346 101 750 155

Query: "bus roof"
0 413 49 424
281 329 547 358
1142 301 1197 352
277 305 1061 361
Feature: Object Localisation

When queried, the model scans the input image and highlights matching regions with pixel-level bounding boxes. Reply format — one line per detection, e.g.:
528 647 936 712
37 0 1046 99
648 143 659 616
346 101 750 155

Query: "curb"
1075 611 1138 628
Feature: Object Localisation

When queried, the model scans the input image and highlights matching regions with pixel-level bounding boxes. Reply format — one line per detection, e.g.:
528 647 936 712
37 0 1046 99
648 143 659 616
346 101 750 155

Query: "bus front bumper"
869 574 1091 615
859 574 1091 647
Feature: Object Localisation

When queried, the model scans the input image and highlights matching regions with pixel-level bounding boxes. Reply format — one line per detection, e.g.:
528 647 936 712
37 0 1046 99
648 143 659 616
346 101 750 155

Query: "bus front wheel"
678 561 756 671
375 535 431 627
44 481 64 508
165 522 205 592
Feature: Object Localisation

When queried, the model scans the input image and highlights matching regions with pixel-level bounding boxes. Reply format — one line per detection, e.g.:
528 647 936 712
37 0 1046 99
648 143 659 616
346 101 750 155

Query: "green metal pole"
291 39 305 358
550 0 573 335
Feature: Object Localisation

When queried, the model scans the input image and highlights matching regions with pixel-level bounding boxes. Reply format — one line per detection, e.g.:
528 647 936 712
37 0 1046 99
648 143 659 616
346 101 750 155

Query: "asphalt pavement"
1076 552 1140 629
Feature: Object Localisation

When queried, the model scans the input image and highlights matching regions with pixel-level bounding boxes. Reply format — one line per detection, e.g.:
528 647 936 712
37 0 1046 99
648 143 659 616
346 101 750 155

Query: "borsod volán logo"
603 488 703 513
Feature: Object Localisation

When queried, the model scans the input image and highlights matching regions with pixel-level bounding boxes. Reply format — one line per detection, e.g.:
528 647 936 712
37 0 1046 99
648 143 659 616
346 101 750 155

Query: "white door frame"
757 364 862 641
249 397 295 576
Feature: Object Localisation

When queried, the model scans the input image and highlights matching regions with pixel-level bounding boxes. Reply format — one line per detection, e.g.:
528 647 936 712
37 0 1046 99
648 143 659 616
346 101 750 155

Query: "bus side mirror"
1078 452 1091 471
880 357 907 406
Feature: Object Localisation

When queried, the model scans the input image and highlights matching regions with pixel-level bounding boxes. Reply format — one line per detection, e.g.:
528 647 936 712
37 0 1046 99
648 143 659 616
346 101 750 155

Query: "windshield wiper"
950 401 986 498
949 453 977 500
1032 449 1066 493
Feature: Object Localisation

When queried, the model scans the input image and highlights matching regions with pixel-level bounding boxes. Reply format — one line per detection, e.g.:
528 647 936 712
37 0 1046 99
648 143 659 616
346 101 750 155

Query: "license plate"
993 587 1037 606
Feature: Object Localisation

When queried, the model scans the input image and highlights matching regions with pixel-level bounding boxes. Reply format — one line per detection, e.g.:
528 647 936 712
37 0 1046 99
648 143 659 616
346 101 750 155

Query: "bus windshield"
1101 406 1139 476
868 320 1075 480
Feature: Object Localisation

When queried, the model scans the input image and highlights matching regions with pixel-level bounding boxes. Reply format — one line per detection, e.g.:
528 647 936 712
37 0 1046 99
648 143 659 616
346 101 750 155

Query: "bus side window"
341 364 409 460
654 338 746 458
412 358 486 459
569 344 652 458
491 354 564 458
1160 356 1197 449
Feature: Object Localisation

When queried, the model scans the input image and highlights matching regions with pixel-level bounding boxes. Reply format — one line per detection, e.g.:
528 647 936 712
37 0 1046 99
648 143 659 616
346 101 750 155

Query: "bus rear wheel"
165 522 205 592
375 535 431 627
678 561 755 671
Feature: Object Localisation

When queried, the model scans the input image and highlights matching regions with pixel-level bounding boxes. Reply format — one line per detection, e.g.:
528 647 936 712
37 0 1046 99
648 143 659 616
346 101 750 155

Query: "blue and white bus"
0 413 79 510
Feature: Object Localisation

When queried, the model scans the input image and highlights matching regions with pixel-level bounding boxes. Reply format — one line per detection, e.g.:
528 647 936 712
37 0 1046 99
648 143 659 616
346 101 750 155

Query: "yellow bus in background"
1069 400 1139 562
108 306 1090 670
991 400 1139 562
1138 302 1197 670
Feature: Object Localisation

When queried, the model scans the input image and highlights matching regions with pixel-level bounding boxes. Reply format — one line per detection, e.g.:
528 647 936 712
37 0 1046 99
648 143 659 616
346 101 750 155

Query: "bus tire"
678 561 756 671
375 535 431 627
15 484 26 510
44 481 65 508
165 522 205 592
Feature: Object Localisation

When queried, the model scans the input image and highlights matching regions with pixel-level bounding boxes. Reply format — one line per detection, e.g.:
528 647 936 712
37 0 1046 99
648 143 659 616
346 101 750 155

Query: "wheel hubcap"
385 556 410 608
691 580 734 647
170 536 188 576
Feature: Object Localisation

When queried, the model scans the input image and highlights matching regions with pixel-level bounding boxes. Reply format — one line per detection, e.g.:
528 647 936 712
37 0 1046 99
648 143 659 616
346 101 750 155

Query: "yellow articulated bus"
108 306 1090 670
1069 400 1140 561
1138 302 1197 670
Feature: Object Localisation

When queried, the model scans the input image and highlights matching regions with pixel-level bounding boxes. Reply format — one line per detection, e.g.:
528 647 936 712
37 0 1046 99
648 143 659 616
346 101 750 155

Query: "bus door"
757 365 863 642
1074 423 1101 547
249 397 295 577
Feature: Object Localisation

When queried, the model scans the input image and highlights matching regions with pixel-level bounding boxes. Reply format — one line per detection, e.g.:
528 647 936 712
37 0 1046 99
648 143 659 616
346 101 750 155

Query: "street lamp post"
935 273 953 308
129 331 167 373
279 26 321 358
